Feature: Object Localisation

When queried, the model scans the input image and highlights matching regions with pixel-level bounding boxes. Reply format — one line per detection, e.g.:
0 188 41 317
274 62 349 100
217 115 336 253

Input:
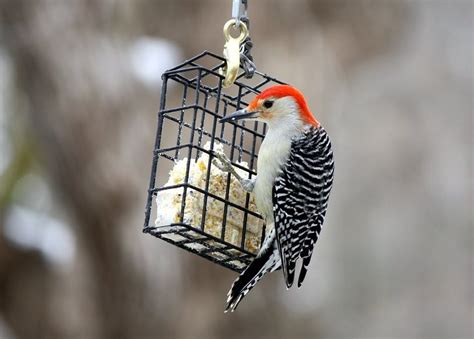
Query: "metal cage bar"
143 51 285 272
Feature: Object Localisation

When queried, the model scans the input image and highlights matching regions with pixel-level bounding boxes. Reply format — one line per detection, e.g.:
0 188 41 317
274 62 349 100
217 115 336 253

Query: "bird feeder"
143 2 286 272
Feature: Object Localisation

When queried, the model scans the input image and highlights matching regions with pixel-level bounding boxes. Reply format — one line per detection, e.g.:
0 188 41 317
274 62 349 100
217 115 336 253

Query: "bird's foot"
212 151 255 192
212 151 234 173
240 178 255 192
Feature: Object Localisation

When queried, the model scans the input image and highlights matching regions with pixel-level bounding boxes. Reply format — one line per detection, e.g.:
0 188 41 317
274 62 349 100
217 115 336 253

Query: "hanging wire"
232 0 255 78
232 0 247 28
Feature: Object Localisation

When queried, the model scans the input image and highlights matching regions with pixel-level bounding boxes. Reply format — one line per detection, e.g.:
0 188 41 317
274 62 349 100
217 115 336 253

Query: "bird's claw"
212 158 227 172
212 151 234 173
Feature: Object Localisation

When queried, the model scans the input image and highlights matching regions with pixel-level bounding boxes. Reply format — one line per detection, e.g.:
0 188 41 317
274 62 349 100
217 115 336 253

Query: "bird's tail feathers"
297 255 311 287
225 247 276 312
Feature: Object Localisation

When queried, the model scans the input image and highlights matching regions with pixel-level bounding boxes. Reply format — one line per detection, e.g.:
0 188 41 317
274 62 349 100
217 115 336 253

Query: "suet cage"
143 51 284 272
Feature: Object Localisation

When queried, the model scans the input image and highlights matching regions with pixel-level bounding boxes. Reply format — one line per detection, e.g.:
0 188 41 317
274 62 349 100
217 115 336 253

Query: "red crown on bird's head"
248 85 320 127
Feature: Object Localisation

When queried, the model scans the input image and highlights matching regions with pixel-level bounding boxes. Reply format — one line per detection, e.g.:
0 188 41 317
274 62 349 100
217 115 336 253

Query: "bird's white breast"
254 128 293 222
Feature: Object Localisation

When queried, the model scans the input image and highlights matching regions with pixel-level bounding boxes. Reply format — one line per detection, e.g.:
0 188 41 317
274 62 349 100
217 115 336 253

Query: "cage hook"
220 19 248 88
239 16 256 79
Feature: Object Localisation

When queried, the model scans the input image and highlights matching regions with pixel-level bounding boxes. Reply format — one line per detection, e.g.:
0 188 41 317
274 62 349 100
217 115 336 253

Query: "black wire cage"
143 51 284 272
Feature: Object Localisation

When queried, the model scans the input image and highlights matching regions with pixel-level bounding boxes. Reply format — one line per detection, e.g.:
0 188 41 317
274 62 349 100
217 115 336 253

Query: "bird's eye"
263 100 274 109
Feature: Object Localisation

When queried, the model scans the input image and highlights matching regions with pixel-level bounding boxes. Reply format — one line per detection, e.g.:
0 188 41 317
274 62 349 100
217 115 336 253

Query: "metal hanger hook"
223 19 248 43
220 19 248 88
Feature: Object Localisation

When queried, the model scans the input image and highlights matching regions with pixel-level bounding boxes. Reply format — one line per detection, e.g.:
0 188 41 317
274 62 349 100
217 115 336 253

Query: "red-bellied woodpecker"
213 85 334 312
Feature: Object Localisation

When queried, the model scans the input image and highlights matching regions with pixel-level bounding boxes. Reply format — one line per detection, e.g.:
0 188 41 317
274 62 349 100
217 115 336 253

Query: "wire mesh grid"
143 51 284 272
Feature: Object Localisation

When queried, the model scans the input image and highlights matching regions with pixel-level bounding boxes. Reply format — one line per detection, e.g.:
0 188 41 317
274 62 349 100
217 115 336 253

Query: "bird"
213 84 334 312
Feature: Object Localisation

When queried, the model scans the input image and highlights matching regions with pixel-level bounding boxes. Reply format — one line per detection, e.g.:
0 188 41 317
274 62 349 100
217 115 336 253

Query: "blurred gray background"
0 0 472 338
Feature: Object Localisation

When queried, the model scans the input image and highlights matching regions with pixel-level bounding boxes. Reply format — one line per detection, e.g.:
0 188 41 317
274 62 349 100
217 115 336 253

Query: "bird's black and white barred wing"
272 126 334 288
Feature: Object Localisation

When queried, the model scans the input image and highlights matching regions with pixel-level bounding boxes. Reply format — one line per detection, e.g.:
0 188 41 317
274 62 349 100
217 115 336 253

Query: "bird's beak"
219 109 259 123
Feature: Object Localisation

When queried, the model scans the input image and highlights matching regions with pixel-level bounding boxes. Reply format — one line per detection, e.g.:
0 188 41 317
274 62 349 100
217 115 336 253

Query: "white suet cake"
155 141 264 253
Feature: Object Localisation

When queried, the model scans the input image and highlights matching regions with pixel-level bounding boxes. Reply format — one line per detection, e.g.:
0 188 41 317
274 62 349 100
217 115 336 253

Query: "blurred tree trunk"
0 1 166 338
